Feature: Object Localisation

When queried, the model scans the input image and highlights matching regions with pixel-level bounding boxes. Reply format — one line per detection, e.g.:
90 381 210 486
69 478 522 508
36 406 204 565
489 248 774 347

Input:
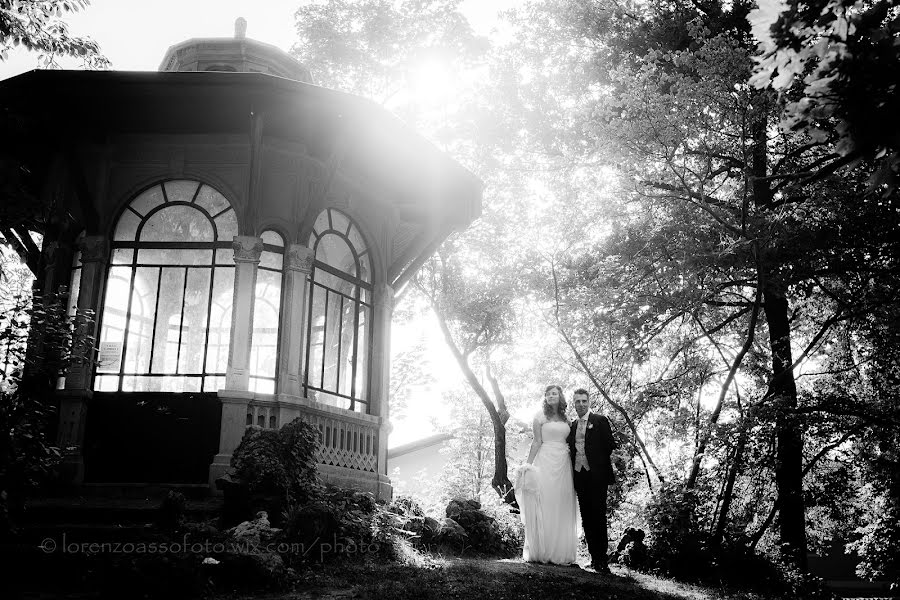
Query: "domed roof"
159 18 313 83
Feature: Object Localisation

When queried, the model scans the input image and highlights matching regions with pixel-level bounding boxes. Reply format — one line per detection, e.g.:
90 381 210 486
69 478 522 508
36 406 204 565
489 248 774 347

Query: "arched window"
304 209 372 412
249 230 284 394
94 180 238 393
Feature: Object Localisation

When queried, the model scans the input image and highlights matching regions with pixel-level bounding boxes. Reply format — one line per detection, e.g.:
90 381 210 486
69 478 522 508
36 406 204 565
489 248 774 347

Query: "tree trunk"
491 418 515 504
764 288 807 570
713 423 749 546
428 295 517 506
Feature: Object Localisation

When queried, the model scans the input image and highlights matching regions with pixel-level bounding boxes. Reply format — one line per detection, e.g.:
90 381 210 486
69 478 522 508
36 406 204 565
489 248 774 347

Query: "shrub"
0 292 84 535
848 495 900 589
228 417 321 519
644 482 713 579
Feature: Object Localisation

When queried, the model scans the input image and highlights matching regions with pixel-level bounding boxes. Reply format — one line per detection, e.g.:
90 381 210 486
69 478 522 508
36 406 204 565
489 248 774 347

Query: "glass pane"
316 233 356 277
250 269 282 383
122 375 200 393
94 375 119 392
111 249 134 265
338 298 357 398
203 375 226 392
261 230 284 247
250 377 275 394
206 267 234 374
307 284 326 389
348 224 366 254
131 185 165 216
313 267 348 293
314 390 351 410
114 210 141 241
359 252 372 284
194 185 230 215
123 267 159 374
164 180 199 203
214 209 239 240
137 248 213 266
215 249 234 265
150 268 186 374
98 266 133 345
355 304 370 403
177 269 212 374
331 210 351 235
322 290 343 393
140 205 214 242
313 210 329 234
259 249 282 270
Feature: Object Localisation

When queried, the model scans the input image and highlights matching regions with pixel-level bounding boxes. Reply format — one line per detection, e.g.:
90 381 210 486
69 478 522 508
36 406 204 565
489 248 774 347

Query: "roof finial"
235 17 247 40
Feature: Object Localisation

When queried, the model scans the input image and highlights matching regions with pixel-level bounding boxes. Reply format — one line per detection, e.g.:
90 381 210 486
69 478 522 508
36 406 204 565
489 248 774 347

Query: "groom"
568 388 617 574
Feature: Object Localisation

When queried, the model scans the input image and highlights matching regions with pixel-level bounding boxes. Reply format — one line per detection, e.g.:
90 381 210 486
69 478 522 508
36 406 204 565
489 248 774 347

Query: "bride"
514 385 579 564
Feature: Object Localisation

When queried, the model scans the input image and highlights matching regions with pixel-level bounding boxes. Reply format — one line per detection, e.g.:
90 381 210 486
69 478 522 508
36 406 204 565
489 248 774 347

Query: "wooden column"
58 235 108 484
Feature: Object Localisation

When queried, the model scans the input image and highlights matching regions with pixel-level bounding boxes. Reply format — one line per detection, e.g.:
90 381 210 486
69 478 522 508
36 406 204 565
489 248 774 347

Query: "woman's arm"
526 416 543 464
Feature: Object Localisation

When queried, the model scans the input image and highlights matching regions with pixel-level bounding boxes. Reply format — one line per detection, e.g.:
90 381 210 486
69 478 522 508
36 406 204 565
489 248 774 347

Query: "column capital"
78 235 109 263
232 236 263 263
286 244 314 273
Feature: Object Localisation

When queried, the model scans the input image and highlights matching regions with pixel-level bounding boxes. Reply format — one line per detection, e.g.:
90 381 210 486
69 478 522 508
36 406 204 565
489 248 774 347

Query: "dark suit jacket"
567 412 617 484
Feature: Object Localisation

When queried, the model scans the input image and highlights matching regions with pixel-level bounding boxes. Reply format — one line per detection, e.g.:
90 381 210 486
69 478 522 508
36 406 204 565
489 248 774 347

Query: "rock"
227 511 281 546
446 498 481 519
437 517 467 542
614 527 648 568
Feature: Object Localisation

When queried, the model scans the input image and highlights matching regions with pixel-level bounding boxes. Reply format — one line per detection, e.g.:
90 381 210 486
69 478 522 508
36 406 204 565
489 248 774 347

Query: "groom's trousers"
574 468 609 565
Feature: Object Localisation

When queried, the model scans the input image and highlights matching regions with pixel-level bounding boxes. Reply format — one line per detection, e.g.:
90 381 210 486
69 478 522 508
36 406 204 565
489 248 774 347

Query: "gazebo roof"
0 69 482 288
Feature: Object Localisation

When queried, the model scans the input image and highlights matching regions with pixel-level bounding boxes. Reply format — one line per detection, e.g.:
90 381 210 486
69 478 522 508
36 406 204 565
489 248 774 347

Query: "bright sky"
0 0 512 80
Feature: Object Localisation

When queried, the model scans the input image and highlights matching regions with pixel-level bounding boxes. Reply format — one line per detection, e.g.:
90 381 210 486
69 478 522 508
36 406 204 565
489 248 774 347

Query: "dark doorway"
83 392 221 483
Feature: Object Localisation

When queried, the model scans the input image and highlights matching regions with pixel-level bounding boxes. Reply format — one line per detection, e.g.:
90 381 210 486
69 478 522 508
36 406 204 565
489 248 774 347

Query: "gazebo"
0 21 481 499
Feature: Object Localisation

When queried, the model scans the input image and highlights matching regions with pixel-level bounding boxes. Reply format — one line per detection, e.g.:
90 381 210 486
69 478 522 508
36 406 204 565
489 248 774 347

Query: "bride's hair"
543 385 567 420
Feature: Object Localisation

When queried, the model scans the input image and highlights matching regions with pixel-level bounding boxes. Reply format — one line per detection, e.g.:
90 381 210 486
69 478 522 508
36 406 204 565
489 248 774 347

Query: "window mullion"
321 288 330 389
115 263 140 392
175 266 190 374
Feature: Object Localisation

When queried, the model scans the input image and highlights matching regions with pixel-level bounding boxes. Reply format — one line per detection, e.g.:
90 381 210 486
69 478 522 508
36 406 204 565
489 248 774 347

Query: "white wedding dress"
514 419 579 564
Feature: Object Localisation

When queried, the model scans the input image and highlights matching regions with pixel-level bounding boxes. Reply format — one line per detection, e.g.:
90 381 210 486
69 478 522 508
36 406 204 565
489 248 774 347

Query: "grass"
228 557 770 600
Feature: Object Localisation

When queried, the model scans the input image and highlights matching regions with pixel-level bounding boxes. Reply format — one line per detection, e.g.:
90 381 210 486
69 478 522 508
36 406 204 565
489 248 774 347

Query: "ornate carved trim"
231 236 263 263
287 244 314 273
77 236 109 263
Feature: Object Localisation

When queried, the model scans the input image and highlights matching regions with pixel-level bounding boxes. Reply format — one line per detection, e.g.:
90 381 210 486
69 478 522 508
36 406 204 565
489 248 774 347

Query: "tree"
750 0 900 190
1 0 108 68
499 0 900 569
1 0 108 277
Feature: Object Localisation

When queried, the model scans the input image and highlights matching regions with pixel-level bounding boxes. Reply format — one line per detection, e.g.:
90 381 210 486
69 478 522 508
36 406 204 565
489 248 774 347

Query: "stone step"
22 496 222 525
74 482 213 499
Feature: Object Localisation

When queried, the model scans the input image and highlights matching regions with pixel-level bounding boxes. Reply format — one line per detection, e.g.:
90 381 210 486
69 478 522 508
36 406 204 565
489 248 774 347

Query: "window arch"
94 180 238 393
304 209 372 412
249 230 285 394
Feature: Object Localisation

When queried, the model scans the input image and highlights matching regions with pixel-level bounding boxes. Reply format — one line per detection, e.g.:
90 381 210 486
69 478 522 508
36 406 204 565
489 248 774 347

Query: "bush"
848 495 900 589
280 485 402 564
225 417 321 524
0 293 83 536
644 483 713 579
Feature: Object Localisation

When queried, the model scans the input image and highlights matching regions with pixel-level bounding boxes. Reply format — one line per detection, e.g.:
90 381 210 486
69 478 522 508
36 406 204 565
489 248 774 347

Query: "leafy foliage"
230 418 321 506
0 289 88 534
0 0 109 68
